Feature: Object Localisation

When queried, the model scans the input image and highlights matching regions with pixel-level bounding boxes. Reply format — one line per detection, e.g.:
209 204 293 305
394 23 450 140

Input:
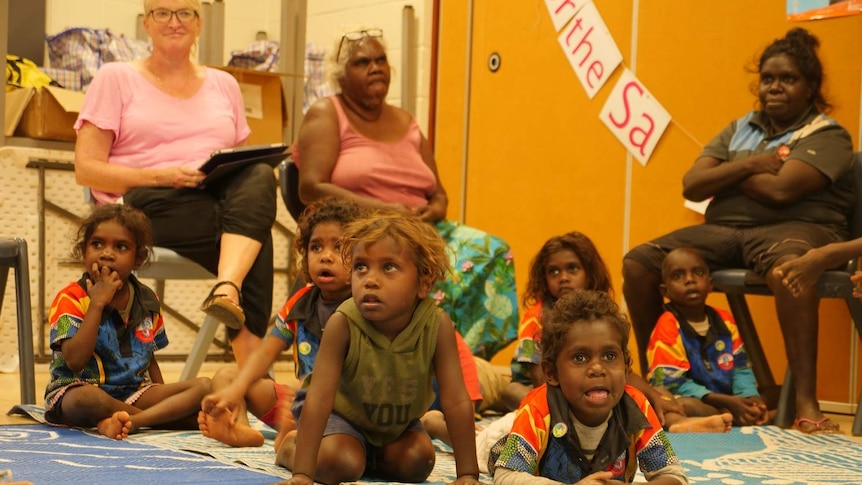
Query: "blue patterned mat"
5 404 492 484
0 424 282 484
667 426 862 484
10 405 858 484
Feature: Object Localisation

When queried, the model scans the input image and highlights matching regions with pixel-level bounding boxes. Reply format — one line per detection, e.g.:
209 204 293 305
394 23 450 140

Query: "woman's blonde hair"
326 27 389 91
144 0 202 13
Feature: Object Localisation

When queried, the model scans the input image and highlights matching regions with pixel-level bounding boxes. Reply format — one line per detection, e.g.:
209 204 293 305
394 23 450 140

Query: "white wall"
44 0 433 131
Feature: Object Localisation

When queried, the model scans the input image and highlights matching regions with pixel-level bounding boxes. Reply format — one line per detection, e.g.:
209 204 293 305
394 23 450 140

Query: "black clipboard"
198 143 287 186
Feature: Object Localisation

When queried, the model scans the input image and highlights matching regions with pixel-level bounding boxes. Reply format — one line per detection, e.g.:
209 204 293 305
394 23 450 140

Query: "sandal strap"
205 280 243 305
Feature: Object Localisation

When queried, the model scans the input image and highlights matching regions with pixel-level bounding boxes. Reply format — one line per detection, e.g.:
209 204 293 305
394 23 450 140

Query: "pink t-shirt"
75 62 251 204
295 95 436 208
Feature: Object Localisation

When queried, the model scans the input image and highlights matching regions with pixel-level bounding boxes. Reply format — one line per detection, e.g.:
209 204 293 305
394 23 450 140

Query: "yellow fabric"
6 55 54 92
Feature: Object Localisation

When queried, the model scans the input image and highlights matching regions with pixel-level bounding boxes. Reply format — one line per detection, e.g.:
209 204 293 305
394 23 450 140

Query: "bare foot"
275 430 298 468
97 411 132 440
273 392 296 451
420 410 452 445
198 410 264 447
772 250 828 297
667 413 733 433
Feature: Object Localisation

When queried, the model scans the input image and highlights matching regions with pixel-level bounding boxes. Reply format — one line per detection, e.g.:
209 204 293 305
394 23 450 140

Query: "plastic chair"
278 158 306 222
0 238 36 404
135 247 222 381
711 152 862 435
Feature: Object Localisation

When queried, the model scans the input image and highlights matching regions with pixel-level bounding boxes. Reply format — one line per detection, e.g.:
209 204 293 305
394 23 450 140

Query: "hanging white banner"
557 1 622 99
545 0 588 32
599 68 671 166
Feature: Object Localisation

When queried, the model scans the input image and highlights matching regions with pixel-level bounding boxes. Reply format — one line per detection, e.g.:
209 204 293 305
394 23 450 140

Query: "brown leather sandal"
200 281 245 329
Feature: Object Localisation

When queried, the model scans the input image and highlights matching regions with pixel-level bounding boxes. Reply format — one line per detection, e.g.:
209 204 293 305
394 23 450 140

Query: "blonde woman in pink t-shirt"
293 28 520 364
74 0 277 368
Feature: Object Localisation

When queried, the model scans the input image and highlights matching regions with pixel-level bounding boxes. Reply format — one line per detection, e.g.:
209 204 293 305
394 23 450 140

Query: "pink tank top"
320 95 436 208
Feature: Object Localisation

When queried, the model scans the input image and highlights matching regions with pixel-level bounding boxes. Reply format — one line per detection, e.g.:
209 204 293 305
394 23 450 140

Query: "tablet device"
199 143 287 186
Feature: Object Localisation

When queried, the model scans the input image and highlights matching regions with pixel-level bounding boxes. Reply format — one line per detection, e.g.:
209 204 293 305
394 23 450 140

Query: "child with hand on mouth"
44 204 211 440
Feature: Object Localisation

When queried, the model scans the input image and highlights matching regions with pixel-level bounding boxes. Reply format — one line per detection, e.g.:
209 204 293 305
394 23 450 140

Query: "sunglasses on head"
336 29 384 63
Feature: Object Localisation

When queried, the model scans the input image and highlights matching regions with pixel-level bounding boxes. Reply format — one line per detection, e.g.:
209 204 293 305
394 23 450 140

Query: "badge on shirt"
714 340 725 352
717 352 734 371
778 144 791 161
298 341 312 355
552 422 568 438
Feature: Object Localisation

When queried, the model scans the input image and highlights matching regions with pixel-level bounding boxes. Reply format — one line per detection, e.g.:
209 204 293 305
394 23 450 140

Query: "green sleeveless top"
331 297 440 446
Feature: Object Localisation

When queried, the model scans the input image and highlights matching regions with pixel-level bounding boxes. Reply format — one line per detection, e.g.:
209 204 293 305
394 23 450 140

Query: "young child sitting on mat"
198 197 361 447
44 204 211 439
647 247 770 431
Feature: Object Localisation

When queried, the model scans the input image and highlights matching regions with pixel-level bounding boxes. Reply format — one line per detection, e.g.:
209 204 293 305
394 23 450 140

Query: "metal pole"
0 0 9 146
401 5 416 116
280 0 307 144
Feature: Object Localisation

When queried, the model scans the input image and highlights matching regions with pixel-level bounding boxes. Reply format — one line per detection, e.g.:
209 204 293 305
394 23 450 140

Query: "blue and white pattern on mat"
667 425 862 484
0 425 281 484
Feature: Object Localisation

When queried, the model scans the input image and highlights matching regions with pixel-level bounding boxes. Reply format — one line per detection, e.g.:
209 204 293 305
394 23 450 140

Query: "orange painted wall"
436 0 862 404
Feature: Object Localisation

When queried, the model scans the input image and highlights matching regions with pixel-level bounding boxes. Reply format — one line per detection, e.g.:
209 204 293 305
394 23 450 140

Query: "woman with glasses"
73 0 277 370
293 27 519 364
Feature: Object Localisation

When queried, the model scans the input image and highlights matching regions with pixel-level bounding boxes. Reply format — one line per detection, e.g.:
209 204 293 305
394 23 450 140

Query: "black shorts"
625 221 846 277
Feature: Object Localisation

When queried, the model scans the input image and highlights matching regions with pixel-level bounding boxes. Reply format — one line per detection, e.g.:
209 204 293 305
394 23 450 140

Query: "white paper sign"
557 1 622 99
545 0 588 32
684 198 710 215
599 69 671 166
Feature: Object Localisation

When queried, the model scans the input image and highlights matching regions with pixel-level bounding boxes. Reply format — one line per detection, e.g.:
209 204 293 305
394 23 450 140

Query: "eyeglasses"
336 29 384 63
148 8 198 24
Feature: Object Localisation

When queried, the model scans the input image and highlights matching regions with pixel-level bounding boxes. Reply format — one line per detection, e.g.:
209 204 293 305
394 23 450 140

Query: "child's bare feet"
667 413 733 433
198 410 264 447
420 410 452 445
273 393 296 451
275 430 298 468
97 411 132 440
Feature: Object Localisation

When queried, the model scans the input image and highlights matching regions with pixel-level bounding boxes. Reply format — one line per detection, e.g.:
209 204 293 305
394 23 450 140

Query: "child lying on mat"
277 212 482 485
43 205 211 440
489 290 689 484
198 197 361 447
647 247 772 430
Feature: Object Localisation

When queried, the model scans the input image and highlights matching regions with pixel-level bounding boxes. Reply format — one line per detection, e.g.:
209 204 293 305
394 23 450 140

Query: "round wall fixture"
488 52 501 72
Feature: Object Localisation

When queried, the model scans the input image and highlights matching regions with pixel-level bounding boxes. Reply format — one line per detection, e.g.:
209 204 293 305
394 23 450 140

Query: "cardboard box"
214 66 287 145
10 85 84 142
4 87 34 137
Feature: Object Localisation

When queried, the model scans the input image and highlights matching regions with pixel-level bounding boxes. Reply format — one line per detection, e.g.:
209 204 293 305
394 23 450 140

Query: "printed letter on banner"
545 0 586 32
557 1 622 99
599 69 671 166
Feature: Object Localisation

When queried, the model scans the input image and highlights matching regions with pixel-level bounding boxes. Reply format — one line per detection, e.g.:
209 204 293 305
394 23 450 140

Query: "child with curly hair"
489 290 688 484
278 211 481 485
199 197 361 447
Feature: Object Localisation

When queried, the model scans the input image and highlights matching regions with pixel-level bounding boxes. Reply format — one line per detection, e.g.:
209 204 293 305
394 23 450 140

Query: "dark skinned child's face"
83 220 141 282
661 250 712 311
307 221 352 302
543 319 629 427
545 249 588 300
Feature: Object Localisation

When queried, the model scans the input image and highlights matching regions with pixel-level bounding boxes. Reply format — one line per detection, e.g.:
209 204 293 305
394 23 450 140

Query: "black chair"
0 237 36 404
711 151 862 435
279 158 306 222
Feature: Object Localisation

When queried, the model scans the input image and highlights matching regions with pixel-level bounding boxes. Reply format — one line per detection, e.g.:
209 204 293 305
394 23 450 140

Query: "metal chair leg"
179 315 221 381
